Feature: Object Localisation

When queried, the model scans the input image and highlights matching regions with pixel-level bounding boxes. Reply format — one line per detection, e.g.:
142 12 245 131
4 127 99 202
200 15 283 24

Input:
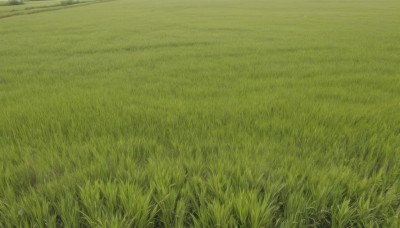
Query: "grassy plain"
0 0 400 226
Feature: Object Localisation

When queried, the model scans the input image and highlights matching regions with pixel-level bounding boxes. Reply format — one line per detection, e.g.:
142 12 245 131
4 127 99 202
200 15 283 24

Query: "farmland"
0 0 400 226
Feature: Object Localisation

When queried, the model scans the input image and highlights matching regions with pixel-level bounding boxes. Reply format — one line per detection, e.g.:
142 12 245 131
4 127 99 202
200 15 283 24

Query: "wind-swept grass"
0 0 400 226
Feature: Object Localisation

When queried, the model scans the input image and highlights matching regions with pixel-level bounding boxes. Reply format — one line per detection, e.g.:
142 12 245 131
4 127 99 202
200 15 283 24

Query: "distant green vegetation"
60 0 78 6
0 0 101 18
0 0 399 227
7 0 24 5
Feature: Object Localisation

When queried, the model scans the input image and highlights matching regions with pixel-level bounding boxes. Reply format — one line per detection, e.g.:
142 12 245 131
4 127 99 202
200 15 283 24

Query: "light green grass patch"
0 0 400 226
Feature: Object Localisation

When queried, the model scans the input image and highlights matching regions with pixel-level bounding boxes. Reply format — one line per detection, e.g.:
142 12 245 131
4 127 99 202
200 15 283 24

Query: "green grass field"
1 0 400 227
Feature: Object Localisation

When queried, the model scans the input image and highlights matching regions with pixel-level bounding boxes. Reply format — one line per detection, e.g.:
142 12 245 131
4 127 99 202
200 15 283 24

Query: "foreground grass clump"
0 0 400 226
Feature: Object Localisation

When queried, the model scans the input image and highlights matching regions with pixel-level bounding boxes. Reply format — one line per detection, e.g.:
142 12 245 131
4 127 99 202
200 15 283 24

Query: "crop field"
1 0 400 227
